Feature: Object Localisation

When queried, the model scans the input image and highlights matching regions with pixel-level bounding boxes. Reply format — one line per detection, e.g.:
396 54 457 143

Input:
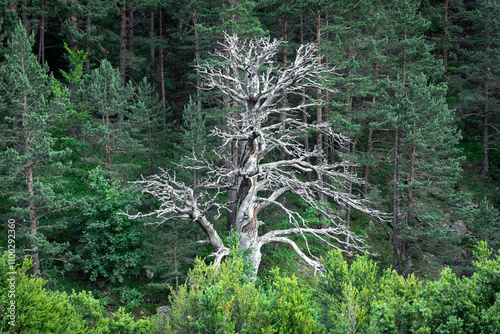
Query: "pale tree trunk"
300 12 312 182
236 133 263 275
315 12 326 203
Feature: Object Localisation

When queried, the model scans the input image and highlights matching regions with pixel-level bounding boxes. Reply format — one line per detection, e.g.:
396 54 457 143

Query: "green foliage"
317 250 379 333
270 270 321 334
160 254 320 333
0 253 85 333
76 168 146 283
316 244 500 334
473 198 500 249
0 252 153 333
119 287 144 311
163 256 273 333
0 20 74 275
60 43 89 92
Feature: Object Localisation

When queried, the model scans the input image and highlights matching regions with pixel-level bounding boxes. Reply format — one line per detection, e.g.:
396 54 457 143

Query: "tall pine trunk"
68 0 78 51
361 127 373 198
149 11 155 82
119 2 127 87
159 10 166 112
26 165 40 277
85 2 91 71
482 74 489 176
127 5 134 77
37 0 45 66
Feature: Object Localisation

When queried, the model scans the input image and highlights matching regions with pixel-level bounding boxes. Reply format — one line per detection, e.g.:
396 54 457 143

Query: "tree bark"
443 0 449 74
159 10 166 112
392 129 401 272
26 165 40 277
119 2 127 87
149 11 155 82
21 1 29 34
127 4 134 77
361 128 373 198
68 0 78 51
194 12 202 113
235 133 262 276
482 73 489 176
37 0 45 66
85 2 91 72
300 12 312 182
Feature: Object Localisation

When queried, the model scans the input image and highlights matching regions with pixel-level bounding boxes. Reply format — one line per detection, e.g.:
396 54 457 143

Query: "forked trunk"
236 133 262 276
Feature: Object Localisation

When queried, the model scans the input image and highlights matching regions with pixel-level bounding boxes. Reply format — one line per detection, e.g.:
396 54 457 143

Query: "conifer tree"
80 59 139 175
456 0 500 176
0 21 72 276
364 0 463 275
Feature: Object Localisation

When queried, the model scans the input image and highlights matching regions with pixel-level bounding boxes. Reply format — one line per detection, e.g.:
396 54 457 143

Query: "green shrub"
0 252 153 334
270 271 321 334
317 244 500 334
0 253 85 333
317 250 379 333
161 252 320 334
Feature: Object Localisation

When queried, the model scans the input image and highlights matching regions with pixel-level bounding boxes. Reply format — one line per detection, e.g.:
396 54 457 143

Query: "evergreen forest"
1 0 500 333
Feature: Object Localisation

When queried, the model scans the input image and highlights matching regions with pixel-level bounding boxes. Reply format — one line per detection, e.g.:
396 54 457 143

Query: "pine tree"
0 21 72 276
456 0 500 176
80 59 140 175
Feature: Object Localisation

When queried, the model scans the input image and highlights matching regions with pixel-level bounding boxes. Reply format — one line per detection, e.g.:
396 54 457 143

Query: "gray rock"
450 220 470 236
157 305 171 315
146 269 154 279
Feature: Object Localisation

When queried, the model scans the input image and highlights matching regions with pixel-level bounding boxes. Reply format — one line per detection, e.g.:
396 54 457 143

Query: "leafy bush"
76 168 145 283
0 252 153 333
159 251 320 333
317 250 380 333
0 253 85 333
317 244 500 334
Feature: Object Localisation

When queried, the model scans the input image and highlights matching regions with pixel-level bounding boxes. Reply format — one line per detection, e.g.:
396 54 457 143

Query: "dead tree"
127 34 383 277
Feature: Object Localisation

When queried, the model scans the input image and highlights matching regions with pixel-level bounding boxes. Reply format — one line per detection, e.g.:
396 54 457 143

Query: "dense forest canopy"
1 0 500 332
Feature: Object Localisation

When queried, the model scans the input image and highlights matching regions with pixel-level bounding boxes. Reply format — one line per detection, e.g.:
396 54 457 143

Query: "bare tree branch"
126 34 386 278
